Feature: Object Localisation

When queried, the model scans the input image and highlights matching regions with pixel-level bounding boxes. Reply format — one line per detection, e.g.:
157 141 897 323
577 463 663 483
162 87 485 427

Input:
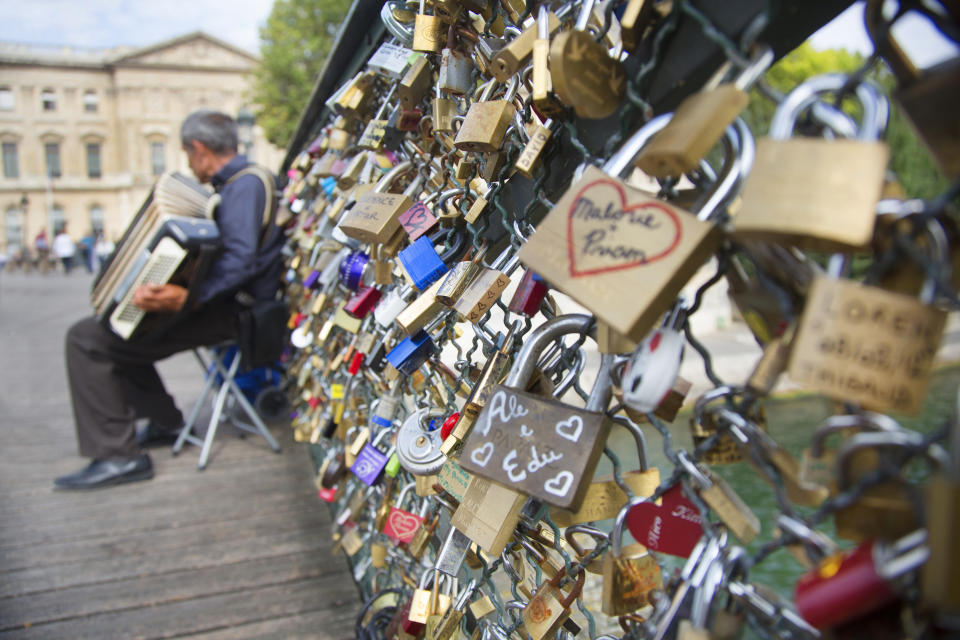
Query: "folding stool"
172 342 281 470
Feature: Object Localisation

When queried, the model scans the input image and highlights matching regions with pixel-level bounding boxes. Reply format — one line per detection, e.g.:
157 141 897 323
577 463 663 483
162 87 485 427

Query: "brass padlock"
788 275 947 414
678 451 760 543
398 55 432 109
922 406 960 614
413 0 445 53
832 430 929 542
455 99 516 153
515 118 553 180
734 74 890 251
602 502 662 615
449 475 525 556
636 47 772 177
490 10 560 81
521 566 585 640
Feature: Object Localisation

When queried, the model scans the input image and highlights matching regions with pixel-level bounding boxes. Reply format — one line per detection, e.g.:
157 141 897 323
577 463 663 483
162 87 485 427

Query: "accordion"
91 171 222 340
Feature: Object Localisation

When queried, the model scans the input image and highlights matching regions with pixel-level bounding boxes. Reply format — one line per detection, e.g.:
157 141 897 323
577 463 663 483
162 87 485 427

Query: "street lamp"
237 108 255 158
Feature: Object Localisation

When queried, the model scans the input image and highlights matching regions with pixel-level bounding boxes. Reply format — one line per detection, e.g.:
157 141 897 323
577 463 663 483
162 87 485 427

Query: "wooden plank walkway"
0 270 360 638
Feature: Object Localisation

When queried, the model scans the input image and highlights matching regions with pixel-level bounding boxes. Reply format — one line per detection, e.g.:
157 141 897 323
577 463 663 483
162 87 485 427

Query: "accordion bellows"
91 171 222 340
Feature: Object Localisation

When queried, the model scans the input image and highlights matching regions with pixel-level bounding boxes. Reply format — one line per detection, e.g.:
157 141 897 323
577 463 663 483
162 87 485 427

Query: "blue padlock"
339 250 370 291
397 235 449 291
321 176 337 198
385 329 436 376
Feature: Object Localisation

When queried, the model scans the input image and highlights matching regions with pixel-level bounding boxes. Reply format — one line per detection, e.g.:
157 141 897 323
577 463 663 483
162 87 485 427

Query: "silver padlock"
396 406 447 475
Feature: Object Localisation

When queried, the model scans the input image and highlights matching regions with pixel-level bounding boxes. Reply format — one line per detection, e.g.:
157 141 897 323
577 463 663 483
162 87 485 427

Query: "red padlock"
317 486 337 502
348 351 365 376
508 268 548 316
344 285 382 319
794 530 928 630
440 412 460 441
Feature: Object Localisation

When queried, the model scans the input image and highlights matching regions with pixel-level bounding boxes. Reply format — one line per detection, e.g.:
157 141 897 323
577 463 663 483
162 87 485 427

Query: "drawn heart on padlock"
625 484 703 557
554 416 583 442
544 470 574 497
470 442 494 467
566 178 682 278
385 508 423 542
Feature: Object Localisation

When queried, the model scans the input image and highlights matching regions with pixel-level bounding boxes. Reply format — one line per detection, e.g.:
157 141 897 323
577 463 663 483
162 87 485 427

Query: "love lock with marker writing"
458 314 612 511
518 112 751 342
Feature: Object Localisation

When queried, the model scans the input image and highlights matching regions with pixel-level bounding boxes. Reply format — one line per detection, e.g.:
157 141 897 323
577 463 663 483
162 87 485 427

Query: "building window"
5 206 23 252
86 143 101 178
0 87 13 111
83 90 98 113
41 88 56 112
45 142 61 178
90 204 104 235
151 141 165 176
2 142 17 178
50 205 65 235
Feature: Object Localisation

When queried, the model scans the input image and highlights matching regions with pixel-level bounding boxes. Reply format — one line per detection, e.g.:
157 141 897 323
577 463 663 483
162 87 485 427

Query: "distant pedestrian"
53 225 76 274
94 233 114 270
35 229 50 274
79 231 95 273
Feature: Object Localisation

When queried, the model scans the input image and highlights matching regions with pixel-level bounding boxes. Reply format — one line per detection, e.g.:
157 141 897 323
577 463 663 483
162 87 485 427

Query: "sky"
0 0 955 65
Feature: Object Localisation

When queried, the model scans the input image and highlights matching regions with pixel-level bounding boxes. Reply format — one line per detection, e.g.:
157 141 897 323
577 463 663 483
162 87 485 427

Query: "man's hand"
132 284 189 313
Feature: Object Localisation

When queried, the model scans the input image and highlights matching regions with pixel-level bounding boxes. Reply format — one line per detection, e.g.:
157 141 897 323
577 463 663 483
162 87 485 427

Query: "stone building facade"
0 31 282 255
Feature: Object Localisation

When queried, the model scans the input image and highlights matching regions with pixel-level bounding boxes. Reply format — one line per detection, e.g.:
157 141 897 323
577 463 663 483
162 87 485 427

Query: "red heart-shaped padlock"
625 484 703 557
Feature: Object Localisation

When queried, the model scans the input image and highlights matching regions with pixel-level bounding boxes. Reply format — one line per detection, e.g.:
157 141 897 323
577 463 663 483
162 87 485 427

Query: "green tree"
252 0 351 148
742 41 947 200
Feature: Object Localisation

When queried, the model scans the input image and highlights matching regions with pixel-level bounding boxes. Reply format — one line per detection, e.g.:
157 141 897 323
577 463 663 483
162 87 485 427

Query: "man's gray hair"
181 110 238 155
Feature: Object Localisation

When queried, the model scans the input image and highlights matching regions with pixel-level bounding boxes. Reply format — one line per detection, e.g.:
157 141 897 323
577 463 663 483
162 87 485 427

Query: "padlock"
865 0 960 178
412 0 445 53
490 10 560 81
521 566 586 640
407 507 440 559
621 300 687 414
832 430 933 542
396 277 447 335
385 329 436 376
530 6 564 120
603 494 662 615
636 46 773 177
508 268 549 317
734 74 891 251
438 31 475 96
350 428 395 486
788 275 947 415
337 165 421 244
453 266 511 324
343 285 382 319
795 529 929 630
551 416 660 526
564 525 607 574
427 579 477 640
518 113 741 342
397 234 450 291
435 244 487 307
459 314 612 511
620 0 655 51
515 117 554 180
549 0 625 119
398 55 433 109
383 482 426 543
398 200 438 242
409 568 454 625
454 80 517 153
432 84 458 134
396 406 447 476
677 451 760 544
449 474 525 556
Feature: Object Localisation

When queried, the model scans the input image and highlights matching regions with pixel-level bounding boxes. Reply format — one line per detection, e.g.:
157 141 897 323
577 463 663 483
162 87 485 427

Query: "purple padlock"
350 429 392 485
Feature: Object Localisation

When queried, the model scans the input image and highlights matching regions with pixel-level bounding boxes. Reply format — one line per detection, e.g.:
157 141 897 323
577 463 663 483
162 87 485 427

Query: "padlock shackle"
505 314 596 388
835 429 949 489
769 73 889 142
810 411 902 457
381 1 415 45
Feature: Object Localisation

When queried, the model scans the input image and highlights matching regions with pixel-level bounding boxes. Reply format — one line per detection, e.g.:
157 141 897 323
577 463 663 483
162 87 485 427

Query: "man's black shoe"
53 454 154 490
136 421 186 448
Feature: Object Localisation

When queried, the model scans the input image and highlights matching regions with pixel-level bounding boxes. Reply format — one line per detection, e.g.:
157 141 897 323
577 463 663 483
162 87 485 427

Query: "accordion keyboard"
109 237 188 339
